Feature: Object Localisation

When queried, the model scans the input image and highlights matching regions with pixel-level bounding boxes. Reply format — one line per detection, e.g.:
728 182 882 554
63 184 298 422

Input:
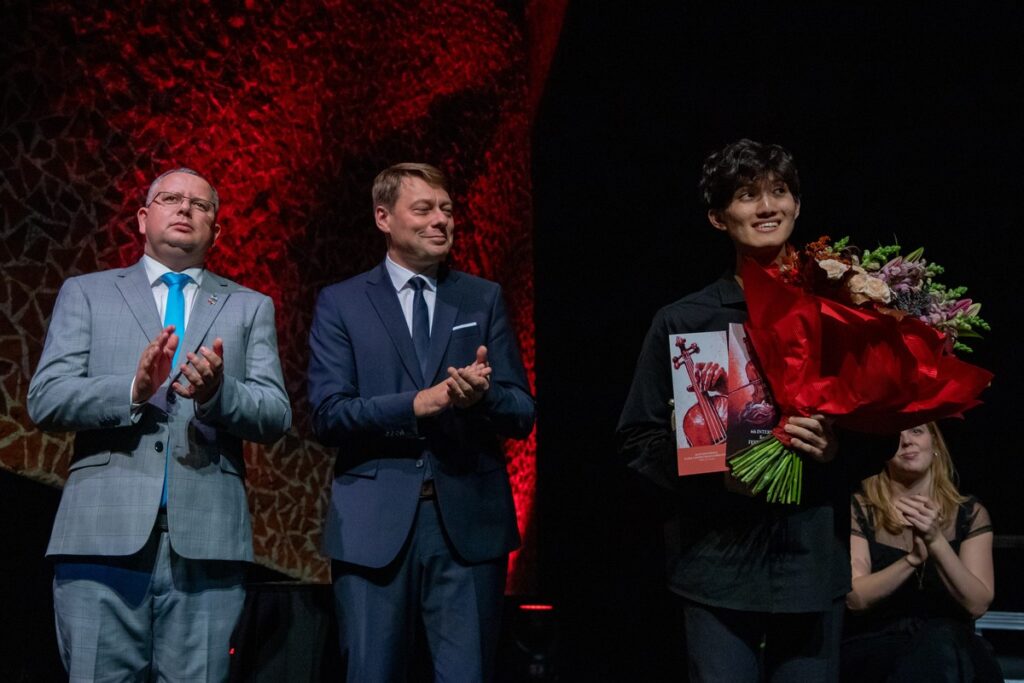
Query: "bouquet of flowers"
728 237 993 504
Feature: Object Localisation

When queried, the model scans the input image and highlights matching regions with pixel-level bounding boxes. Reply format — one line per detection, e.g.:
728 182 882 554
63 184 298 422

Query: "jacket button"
154 441 164 453
415 459 424 468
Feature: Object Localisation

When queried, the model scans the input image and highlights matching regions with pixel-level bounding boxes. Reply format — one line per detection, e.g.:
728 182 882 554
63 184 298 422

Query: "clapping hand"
446 345 491 408
133 326 178 403
894 495 942 545
172 338 225 405
414 345 493 416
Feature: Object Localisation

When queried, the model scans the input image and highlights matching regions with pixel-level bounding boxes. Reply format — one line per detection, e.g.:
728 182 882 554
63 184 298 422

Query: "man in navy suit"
308 163 535 681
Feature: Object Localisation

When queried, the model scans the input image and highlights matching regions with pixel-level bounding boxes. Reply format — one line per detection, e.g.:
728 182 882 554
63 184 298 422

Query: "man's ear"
211 222 222 246
137 206 149 236
707 209 727 232
374 205 391 235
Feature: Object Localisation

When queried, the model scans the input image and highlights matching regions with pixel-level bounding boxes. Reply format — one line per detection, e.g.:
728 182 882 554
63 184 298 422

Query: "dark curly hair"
699 139 800 211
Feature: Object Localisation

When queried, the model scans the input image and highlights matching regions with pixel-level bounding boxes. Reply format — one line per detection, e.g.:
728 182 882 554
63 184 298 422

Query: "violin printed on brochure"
669 325 779 476
669 331 730 476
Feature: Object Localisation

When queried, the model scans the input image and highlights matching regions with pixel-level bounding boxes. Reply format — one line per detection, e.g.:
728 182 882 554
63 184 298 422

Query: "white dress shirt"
385 255 436 335
142 254 205 330
130 256 206 412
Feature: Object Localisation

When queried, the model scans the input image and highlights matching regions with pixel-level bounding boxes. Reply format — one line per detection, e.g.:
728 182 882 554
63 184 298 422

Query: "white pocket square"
452 322 478 331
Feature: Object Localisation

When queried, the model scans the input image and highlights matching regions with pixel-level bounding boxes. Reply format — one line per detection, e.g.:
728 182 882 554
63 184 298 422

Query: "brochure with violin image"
725 323 778 454
669 332 730 475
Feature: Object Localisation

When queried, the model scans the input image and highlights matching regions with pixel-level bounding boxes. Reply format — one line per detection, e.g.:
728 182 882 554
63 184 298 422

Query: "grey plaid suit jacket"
28 259 291 562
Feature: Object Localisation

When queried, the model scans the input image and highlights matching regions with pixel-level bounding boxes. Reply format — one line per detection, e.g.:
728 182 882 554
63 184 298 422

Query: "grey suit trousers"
53 524 245 683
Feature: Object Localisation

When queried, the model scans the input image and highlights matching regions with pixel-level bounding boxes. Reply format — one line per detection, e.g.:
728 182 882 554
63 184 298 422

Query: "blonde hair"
372 163 448 211
861 422 967 535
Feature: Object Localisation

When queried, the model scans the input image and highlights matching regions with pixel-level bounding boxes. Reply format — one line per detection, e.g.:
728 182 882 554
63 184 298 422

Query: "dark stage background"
533 3 1024 681
3 1 1024 681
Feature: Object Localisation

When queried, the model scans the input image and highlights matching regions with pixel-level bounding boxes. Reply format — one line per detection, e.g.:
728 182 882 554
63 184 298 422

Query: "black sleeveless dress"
840 495 1002 683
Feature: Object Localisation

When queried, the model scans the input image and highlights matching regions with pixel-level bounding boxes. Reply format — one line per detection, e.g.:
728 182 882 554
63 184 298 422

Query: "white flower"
847 272 892 305
818 258 850 281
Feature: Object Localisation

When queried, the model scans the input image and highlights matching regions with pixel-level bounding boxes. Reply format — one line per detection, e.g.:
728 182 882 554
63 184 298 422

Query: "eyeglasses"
150 191 216 214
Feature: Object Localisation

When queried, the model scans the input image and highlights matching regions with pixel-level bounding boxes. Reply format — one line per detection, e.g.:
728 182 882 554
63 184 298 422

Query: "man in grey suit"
28 168 291 681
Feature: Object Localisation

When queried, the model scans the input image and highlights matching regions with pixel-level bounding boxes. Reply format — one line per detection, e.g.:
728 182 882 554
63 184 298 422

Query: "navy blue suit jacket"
308 262 535 568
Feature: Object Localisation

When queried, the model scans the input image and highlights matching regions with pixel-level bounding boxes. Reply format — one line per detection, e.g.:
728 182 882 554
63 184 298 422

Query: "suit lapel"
181 272 231 358
365 263 425 386
116 261 163 338
423 270 461 384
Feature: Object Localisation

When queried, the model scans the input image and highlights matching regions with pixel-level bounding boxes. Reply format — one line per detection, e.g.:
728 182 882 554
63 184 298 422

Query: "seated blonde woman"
842 422 1002 683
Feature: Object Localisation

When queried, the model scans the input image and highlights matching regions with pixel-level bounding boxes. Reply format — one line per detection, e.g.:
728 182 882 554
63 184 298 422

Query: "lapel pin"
208 294 219 305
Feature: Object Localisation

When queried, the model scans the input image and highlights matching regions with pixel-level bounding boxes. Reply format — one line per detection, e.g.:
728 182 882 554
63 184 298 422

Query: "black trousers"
682 598 844 683
841 618 1004 683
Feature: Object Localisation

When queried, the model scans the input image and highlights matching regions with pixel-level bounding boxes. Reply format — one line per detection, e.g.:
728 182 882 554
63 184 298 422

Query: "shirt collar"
385 255 437 292
142 254 205 288
717 270 746 307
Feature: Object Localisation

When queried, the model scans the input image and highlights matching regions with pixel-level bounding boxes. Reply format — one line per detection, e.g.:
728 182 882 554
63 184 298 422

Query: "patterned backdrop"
0 0 566 588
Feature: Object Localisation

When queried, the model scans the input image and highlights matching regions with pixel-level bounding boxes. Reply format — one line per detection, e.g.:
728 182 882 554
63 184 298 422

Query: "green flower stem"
728 436 804 504
757 452 790 495
765 462 785 499
775 456 793 503
732 439 780 475
770 454 796 501
732 443 768 481
735 446 775 480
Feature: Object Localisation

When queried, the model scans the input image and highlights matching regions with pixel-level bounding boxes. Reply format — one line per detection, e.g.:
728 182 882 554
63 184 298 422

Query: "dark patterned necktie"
409 276 431 379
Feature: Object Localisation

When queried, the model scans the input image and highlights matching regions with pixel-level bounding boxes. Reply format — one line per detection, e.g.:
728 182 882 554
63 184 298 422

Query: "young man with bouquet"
618 139 856 681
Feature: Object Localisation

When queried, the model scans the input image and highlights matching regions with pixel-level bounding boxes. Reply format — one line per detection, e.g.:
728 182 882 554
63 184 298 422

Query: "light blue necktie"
409 276 431 379
159 271 190 508
161 272 190 371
